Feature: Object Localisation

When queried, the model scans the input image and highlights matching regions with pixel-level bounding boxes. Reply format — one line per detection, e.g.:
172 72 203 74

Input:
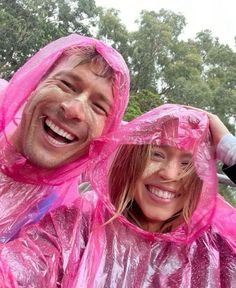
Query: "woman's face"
134 145 193 232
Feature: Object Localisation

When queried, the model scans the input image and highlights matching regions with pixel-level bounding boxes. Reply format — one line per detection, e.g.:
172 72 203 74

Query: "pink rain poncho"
0 104 236 287
0 79 8 97
0 34 129 243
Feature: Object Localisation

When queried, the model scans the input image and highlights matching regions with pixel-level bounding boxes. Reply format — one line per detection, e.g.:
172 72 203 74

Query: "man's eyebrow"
55 71 83 82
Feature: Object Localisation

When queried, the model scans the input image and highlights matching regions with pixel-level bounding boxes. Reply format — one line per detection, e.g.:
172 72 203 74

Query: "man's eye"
93 103 108 116
60 80 76 92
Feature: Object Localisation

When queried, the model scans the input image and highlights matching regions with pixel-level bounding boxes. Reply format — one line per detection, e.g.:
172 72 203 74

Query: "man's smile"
43 117 78 145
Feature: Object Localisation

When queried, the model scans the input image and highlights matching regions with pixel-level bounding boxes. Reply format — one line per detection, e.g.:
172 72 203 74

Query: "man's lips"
43 117 78 144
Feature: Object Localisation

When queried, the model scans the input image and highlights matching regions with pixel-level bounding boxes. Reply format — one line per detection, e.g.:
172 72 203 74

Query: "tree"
129 13 236 135
96 8 130 65
196 30 236 132
130 9 186 93
124 89 164 121
0 0 98 79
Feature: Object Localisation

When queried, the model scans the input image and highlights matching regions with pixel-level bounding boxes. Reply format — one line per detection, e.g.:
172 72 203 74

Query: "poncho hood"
0 34 130 185
90 104 218 243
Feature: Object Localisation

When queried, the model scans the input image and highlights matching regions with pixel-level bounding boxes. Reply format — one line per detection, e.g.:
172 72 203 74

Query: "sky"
95 0 236 51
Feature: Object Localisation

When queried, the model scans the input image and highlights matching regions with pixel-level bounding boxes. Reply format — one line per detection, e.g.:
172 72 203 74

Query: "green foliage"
219 184 236 207
124 90 164 121
0 0 97 79
124 95 142 121
96 8 130 64
129 9 186 93
194 31 236 131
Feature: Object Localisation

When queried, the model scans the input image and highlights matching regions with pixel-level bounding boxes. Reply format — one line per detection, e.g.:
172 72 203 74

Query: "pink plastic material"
0 258 17 288
0 79 8 91
0 34 129 243
0 79 8 101
0 104 236 287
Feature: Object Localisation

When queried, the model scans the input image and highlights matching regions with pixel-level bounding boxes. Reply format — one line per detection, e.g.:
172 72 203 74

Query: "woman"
0 104 236 287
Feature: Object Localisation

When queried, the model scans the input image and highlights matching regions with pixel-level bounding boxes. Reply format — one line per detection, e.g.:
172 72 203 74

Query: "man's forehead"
44 53 83 80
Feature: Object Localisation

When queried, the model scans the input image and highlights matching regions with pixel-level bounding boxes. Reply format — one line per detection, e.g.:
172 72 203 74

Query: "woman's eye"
151 151 164 159
181 161 190 168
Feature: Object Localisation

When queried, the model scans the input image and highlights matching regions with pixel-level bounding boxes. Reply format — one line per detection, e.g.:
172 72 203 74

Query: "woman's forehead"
151 145 193 157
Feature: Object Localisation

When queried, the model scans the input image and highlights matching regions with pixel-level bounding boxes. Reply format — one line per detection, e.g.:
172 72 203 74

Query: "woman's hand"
183 105 231 145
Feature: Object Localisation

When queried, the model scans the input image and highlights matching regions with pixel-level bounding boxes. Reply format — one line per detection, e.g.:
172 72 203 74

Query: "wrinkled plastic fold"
0 104 236 287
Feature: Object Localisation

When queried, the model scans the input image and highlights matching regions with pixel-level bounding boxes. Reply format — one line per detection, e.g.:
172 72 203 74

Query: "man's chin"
26 153 83 170
24 151 65 170
23 142 90 170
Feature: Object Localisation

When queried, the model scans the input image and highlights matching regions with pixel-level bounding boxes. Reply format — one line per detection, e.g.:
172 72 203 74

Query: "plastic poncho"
0 79 8 96
0 34 130 243
1 104 236 287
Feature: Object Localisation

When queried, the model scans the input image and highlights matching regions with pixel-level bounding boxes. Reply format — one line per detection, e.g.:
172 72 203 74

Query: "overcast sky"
95 0 236 51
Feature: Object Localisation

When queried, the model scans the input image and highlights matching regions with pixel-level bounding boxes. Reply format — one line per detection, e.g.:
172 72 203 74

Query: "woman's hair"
108 144 203 233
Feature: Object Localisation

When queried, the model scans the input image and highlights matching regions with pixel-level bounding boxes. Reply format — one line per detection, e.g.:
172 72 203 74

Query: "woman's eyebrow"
181 153 192 158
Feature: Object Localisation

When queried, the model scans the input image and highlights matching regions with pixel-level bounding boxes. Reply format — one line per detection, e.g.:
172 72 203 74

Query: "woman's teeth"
148 186 177 199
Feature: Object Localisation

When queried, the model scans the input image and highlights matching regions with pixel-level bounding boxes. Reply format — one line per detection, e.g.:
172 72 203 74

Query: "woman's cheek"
142 161 161 179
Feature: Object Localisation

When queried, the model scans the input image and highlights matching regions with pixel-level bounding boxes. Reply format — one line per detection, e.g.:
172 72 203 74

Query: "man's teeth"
148 186 176 199
45 118 75 141
47 135 66 145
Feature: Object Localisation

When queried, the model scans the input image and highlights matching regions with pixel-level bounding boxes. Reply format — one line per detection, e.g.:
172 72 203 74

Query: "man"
0 34 130 242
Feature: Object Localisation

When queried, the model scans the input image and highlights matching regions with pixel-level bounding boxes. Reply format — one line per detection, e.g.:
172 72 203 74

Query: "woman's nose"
158 161 180 181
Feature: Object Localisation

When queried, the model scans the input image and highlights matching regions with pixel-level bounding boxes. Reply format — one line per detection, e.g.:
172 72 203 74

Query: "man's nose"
60 99 86 121
158 161 180 181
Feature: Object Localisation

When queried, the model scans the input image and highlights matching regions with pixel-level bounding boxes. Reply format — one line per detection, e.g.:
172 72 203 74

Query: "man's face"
13 63 114 169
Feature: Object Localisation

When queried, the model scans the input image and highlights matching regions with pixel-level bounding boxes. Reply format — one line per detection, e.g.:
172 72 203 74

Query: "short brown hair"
42 46 114 83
